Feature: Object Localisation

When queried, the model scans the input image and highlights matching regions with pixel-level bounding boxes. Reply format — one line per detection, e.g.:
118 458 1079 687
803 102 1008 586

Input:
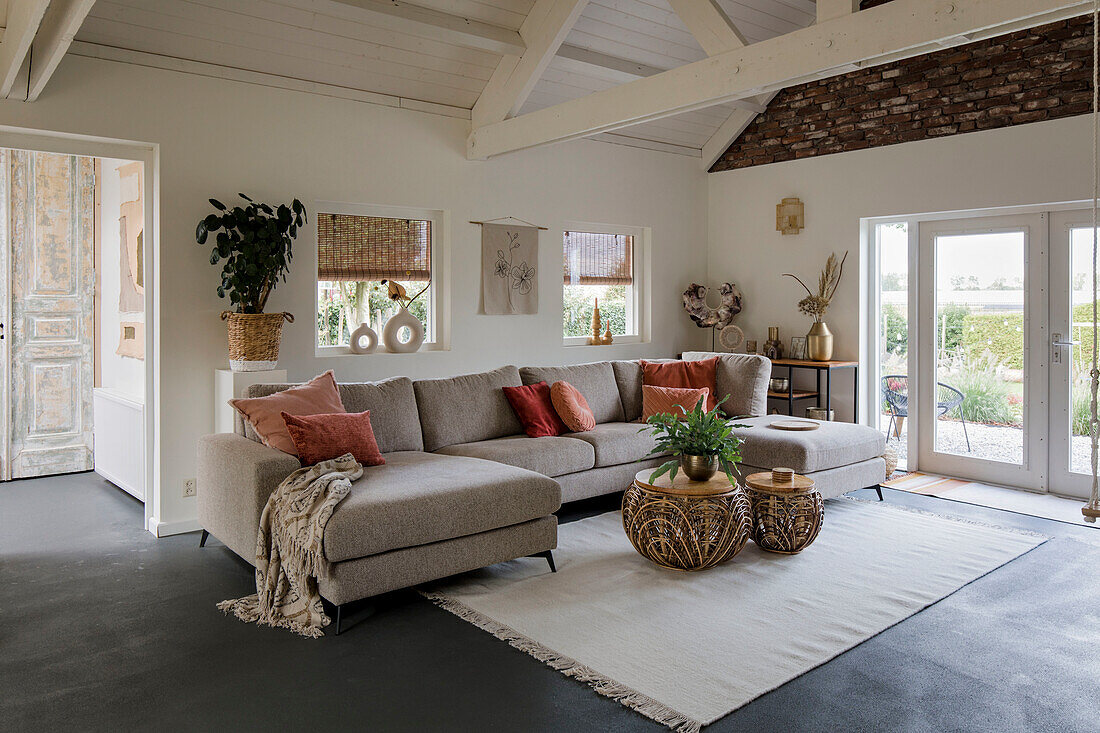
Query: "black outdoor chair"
881 375 970 452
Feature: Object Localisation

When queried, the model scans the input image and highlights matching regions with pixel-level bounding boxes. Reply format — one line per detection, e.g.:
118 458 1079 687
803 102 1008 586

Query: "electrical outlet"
184 478 196 498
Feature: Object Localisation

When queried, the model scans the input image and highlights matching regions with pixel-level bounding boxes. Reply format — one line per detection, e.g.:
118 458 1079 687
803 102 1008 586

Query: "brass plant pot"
806 321 834 361
680 453 719 482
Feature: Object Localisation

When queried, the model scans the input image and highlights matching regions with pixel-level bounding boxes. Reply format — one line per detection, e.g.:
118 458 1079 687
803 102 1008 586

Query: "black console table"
767 359 859 422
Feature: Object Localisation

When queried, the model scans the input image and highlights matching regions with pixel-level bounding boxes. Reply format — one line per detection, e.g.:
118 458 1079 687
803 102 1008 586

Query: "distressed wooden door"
7 150 95 478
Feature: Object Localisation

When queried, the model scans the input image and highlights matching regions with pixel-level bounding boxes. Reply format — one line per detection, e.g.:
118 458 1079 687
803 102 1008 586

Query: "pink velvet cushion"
550 381 596 432
282 410 385 467
641 385 711 421
229 370 346 455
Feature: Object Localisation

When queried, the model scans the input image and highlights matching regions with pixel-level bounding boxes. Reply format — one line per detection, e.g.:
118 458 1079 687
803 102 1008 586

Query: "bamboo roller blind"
563 231 633 285
318 212 432 281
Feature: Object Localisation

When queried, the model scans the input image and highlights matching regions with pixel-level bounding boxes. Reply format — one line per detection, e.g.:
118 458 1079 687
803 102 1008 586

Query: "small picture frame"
790 336 807 361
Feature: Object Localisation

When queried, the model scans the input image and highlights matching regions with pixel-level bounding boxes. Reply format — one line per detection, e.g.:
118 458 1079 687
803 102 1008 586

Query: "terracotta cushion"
502 382 568 438
640 357 720 411
282 410 386 467
550 380 597 432
641 385 711 421
229 370 346 455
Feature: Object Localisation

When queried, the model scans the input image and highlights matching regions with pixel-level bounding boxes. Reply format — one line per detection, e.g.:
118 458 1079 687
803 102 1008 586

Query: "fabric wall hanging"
480 222 540 315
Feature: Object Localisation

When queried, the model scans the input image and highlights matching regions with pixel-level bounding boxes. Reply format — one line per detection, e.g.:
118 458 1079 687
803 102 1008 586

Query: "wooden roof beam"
0 0 50 98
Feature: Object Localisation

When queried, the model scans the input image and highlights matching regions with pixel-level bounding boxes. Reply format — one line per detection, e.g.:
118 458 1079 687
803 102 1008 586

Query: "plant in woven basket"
196 193 306 313
640 396 749 484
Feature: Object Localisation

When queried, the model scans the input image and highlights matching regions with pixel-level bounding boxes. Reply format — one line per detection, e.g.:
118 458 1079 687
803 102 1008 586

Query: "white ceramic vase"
349 323 378 354
382 306 425 353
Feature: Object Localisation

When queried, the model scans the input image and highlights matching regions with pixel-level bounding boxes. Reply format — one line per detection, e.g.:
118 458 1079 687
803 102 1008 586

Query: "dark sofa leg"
528 550 556 573
199 529 209 548
875 486 884 502
335 605 343 636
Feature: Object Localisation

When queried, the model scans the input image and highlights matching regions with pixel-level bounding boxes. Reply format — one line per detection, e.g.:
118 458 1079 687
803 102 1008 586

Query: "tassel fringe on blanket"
218 454 363 638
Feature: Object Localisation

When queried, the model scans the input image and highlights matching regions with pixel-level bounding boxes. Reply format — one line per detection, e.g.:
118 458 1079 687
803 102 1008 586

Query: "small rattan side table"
744 468 824 554
622 469 752 571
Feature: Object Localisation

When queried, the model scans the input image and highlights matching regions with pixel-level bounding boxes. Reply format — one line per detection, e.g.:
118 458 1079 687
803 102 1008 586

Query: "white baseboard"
148 516 202 538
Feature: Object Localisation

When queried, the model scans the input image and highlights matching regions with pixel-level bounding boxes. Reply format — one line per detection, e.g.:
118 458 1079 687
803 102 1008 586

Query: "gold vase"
680 454 718 482
806 321 834 361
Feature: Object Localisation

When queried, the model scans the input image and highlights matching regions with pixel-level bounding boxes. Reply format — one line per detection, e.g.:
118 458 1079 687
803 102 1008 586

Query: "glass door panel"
917 214 1047 489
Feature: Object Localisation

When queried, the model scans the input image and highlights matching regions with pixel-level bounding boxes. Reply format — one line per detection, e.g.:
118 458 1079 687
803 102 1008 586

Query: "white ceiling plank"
472 0 588 127
701 90 777 170
589 131 701 157
321 0 526 56
0 0 50 97
817 0 860 24
667 0 746 55
26 0 98 101
556 42 663 80
468 0 1091 159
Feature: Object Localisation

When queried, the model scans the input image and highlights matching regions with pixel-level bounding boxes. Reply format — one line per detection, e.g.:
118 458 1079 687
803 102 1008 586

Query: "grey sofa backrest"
414 365 524 451
236 376 425 453
681 351 771 417
520 362 625 424
610 359 674 422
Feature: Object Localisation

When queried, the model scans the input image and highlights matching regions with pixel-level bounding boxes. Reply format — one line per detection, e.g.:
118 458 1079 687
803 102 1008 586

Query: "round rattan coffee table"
744 468 824 554
622 468 752 571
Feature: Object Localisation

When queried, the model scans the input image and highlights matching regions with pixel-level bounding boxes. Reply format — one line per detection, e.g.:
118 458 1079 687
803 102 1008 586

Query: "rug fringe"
843 495 1051 540
421 591 703 733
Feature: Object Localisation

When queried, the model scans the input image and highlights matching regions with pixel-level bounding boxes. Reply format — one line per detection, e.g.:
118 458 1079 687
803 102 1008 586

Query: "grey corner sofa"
197 353 887 630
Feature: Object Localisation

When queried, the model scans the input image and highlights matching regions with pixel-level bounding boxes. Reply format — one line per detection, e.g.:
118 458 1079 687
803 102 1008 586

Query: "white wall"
0 55 709 533
96 156 144 400
708 115 1093 421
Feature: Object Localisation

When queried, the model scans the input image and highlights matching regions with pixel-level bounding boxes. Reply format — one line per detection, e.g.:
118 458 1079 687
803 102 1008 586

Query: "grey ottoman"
730 416 888 499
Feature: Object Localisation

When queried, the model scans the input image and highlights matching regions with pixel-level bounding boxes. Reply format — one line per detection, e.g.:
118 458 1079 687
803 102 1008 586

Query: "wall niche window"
563 224 646 345
316 204 443 352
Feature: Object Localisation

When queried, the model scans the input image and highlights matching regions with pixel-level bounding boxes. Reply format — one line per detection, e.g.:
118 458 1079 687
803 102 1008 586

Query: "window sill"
562 335 644 347
315 343 448 357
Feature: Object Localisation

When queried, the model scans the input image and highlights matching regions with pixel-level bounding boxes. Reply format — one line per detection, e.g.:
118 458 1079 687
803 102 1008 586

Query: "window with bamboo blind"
562 227 643 341
315 205 441 349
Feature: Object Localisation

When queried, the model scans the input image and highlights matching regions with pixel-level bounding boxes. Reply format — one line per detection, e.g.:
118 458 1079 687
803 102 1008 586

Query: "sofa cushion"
567 422 665 468
612 359 673 422
502 382 568 437
241 376 424 453
682 352 771 417
436 435 594 477
641 358 719 411
550 381 596 432
520 362 625 424
282 410 385 467
414 366 524 451
729 415 887 473
231 371 346 454
323 451 561 562
641 385 710 421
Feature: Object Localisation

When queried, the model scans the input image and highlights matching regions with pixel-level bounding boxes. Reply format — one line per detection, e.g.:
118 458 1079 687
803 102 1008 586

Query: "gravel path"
883 417 1096 472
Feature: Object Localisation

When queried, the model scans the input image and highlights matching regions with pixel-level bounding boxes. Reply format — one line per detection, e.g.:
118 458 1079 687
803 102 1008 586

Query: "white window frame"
314 200 449 356
561 221 650 347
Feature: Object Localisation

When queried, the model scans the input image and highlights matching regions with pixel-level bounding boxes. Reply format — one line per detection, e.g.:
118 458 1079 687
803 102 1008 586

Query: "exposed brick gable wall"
709 14 1093 173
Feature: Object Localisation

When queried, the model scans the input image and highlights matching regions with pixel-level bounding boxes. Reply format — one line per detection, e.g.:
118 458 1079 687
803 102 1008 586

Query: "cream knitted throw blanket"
218 454 363 638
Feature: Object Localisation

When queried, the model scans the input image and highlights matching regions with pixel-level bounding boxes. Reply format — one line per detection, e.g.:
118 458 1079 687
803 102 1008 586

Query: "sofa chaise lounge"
197 353 888 632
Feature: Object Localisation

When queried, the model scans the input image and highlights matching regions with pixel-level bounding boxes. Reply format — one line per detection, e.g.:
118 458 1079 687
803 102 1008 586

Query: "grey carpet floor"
2 472 1099 732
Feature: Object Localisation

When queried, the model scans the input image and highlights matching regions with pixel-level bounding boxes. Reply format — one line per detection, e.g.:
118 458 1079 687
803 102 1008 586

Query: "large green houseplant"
196 194 306 371
641 396 748 483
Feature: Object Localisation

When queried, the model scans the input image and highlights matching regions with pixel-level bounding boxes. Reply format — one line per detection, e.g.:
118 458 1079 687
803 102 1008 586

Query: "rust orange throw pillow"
640 357 720 412
642 385 710 421
550 381 596 432
502 382 568 437
282 410 385 467
229 370 346 455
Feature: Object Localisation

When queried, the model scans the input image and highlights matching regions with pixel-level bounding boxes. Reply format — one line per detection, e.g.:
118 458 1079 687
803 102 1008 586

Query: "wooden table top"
770 358 858 368
633 467 737 496
744 470 816 495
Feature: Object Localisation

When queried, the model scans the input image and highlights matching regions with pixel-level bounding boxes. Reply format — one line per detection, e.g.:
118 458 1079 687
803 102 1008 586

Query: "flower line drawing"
494 230 535 309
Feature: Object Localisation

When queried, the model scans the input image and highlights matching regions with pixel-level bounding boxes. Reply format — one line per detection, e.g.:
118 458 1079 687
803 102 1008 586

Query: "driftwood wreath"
682 283 742 329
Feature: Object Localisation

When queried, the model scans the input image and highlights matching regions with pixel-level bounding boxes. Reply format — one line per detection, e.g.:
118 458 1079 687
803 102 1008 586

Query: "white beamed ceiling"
69 0 815 155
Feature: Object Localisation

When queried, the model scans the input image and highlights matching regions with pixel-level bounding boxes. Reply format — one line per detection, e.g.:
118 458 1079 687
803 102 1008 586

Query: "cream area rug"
423 500 1044 732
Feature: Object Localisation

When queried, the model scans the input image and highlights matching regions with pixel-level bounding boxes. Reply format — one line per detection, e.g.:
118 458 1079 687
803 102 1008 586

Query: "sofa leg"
199 529 209 548
334 605 343 636
529 550 556 573
875 486 884 502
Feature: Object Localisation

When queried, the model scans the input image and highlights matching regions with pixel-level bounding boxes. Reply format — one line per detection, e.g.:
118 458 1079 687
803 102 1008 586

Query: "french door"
916 214 1048 490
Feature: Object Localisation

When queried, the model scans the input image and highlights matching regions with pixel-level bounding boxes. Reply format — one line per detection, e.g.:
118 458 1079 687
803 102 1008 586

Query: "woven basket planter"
221 311 293 372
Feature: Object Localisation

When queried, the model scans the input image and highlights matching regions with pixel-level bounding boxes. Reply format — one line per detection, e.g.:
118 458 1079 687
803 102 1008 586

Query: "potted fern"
641 397 748 483
196 194 306 371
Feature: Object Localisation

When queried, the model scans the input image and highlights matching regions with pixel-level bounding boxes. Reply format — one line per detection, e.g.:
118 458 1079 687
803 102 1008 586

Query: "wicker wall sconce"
776 197 804 235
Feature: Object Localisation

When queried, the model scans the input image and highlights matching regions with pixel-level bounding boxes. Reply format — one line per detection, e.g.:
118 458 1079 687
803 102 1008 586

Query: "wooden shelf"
770 358 858 368
767 390 818 400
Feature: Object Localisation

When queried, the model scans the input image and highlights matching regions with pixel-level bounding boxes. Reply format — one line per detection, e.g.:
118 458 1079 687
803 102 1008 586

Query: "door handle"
1053 340 1080 347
